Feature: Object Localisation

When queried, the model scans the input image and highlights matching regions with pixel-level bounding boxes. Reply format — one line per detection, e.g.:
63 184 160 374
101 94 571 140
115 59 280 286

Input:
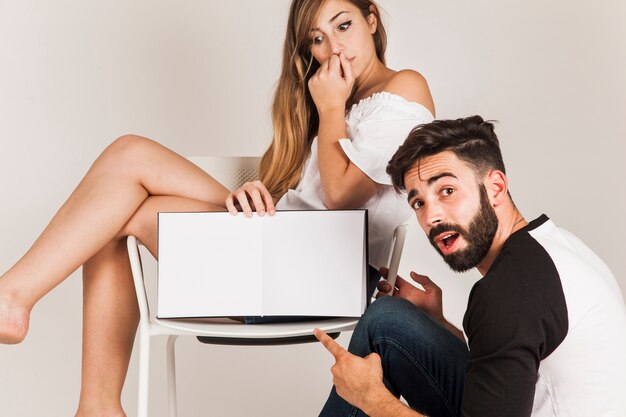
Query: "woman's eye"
442 188 454 196
311 35 323 45
338 20 352 31
412 200 424 210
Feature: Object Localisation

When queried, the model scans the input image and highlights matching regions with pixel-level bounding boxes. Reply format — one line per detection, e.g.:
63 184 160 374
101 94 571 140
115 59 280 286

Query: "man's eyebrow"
407 189 417 203
426 172 457 184
406 172 458 203
311 11 349 31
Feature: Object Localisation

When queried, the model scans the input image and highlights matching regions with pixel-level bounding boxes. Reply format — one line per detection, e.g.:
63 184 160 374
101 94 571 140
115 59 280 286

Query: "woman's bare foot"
0 292 30 344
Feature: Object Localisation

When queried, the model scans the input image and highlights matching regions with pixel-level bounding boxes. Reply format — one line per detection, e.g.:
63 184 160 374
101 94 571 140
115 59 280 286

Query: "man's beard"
428 184 499 272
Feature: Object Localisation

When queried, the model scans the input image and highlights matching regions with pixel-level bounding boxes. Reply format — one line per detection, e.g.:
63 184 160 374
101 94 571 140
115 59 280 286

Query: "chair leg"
137 324 151 417
167 335 179 417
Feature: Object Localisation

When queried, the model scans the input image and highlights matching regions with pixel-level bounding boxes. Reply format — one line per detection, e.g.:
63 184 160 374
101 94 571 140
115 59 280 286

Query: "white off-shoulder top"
276 91 435 268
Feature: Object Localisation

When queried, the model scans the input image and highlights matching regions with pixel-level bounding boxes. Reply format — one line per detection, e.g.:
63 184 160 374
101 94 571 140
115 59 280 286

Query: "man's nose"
424 201 445 228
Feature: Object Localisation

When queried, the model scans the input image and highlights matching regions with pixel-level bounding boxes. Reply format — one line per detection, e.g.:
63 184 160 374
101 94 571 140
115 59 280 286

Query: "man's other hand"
377 268 445 323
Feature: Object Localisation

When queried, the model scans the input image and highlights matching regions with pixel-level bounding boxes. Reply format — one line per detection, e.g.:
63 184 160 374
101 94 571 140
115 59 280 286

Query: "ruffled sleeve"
339 91 434 185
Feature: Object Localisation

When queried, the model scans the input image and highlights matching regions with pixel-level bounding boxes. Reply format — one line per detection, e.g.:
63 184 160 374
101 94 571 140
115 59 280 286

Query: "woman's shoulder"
382 69 435 117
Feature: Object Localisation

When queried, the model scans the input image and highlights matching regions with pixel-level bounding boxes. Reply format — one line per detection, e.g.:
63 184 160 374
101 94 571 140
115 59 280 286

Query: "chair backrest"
187 156 261 191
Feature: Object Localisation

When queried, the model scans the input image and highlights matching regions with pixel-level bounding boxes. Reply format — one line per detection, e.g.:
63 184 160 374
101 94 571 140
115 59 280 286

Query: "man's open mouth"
436 232 460 255
443 233 459 247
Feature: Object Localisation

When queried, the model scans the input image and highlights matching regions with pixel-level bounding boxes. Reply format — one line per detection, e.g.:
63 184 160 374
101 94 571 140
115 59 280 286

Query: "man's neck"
476 208 527 276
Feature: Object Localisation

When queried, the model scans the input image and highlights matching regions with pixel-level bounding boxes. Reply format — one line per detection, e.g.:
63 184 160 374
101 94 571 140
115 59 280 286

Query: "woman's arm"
310 58 435 209
317 103 378 209
310 53 379 209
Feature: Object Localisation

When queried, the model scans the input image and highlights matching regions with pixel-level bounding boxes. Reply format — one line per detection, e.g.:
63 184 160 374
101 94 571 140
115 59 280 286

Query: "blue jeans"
319 296 469 417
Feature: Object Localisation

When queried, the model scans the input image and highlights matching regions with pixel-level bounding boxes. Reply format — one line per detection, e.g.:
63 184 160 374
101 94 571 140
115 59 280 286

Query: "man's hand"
377 268 465 343
315 329 425 417
377 268 445 323
314 328 390 412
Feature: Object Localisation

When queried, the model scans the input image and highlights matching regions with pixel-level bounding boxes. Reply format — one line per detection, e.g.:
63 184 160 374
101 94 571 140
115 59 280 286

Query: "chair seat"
152 316 359 339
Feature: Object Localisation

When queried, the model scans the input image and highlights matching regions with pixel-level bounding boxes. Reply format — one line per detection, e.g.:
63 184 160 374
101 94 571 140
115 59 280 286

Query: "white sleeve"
339 101 434 185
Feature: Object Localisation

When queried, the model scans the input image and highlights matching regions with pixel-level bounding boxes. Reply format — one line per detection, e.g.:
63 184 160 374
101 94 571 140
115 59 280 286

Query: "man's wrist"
361 385 402 417
360 382 397 417
361 385 424 417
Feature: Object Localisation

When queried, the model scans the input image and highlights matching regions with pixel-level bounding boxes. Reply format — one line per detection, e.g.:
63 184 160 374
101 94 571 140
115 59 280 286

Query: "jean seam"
372 337 457 417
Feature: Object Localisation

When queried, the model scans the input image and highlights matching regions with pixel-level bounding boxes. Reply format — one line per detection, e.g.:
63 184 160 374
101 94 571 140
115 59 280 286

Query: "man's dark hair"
387 115 506 192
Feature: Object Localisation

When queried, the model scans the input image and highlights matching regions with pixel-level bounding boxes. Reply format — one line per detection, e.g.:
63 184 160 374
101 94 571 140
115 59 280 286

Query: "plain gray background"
1 0 624 416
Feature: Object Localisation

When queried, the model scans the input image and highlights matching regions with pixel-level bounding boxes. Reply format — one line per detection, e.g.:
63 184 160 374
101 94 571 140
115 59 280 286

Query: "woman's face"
308 0 378 78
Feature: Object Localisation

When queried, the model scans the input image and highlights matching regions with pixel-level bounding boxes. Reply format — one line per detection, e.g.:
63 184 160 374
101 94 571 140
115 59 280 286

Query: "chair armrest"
385 224 408 294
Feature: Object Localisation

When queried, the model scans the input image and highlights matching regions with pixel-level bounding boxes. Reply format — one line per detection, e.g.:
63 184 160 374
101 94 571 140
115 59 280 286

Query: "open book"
157 210 368 318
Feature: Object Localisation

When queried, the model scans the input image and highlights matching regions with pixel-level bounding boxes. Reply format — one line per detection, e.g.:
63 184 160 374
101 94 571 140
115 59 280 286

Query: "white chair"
127 156 408 417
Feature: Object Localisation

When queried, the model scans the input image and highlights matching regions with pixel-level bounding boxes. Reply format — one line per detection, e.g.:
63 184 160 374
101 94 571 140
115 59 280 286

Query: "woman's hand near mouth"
308 52 355 113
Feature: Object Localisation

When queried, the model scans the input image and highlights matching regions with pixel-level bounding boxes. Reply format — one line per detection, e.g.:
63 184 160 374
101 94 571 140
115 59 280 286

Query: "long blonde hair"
259 0 387 199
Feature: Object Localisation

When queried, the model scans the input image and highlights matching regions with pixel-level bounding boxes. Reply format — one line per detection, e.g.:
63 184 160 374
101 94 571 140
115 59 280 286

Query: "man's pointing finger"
314 328 346 358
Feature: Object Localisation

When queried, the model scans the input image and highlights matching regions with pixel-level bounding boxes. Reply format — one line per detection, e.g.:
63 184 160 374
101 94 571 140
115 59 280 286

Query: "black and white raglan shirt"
461 215 626 417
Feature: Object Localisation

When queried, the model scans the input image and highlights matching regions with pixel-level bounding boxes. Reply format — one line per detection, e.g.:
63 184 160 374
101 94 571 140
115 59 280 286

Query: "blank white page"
261 211 366 316
158 212 263 318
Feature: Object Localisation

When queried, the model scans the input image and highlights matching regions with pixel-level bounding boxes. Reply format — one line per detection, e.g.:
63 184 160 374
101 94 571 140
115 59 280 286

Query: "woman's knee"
102 134 154 168
110 134 148 150
91 134 162 185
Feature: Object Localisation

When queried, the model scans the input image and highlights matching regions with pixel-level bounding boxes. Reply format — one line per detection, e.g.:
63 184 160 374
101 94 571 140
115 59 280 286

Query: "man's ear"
368 6 378 34
485 170 508 207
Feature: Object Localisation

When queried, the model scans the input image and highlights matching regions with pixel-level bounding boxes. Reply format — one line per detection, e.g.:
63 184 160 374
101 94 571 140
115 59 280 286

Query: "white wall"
0 1 624 416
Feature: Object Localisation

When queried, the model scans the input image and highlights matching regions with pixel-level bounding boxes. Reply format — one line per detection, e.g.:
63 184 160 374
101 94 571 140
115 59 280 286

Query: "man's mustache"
428 223 466 245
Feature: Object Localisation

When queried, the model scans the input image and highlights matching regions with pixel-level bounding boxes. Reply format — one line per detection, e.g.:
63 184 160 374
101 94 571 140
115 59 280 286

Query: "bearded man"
316 115 626 417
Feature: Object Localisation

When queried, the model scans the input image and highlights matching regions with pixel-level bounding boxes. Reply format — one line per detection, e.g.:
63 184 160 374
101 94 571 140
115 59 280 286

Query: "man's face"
404 151 499 272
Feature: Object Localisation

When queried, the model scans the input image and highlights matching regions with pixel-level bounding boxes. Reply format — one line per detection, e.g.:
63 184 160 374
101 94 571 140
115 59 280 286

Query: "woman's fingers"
236 190 254 217
322 55 331 72
256 181 276 215
328 54 341 75
339 53 354 85
225 194 238 216
225 181 276 217
247 187 266 216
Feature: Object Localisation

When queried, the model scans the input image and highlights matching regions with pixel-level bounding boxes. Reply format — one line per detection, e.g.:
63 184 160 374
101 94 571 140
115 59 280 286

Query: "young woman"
0 0 435 415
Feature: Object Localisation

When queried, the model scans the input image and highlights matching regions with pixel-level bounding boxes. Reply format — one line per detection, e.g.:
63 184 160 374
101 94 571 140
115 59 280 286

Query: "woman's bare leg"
75 195 223 417
0 135 230 343
75 238 138 417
